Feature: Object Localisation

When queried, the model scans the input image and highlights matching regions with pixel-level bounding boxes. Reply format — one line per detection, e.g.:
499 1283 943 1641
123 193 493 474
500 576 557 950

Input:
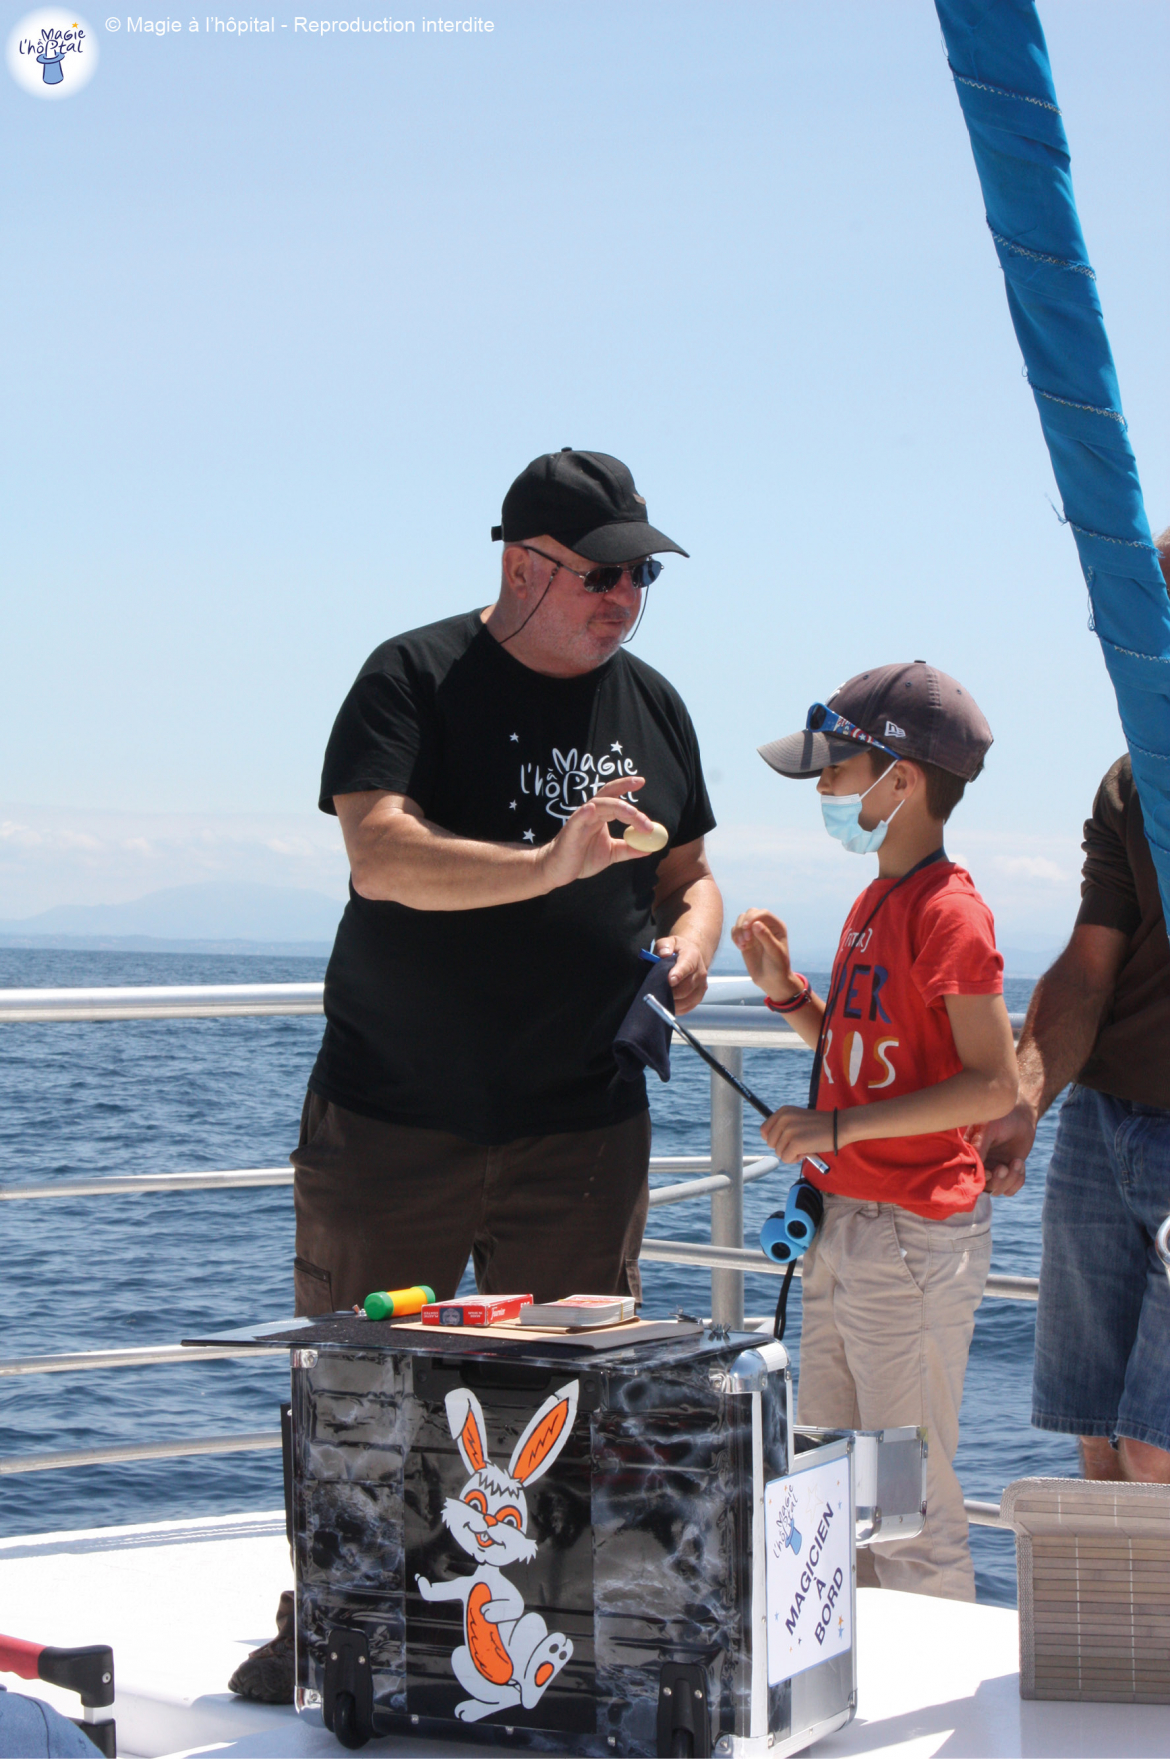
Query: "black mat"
182 1313 706 1356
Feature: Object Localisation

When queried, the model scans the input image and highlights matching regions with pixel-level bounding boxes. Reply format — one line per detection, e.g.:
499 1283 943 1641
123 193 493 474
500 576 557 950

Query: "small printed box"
519 1295 637 1329
421 1294 532 1328
1004 1478 1170 1703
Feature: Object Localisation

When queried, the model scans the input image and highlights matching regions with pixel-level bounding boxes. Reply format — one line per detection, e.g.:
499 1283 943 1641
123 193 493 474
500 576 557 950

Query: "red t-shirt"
806 859 1004 1219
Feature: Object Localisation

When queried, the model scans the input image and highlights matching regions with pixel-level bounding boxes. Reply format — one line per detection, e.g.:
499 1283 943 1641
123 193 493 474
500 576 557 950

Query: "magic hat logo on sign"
8 10 98 97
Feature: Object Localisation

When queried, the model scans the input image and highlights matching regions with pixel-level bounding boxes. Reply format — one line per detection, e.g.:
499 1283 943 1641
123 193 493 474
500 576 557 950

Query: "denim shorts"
1033 1083 1170 1451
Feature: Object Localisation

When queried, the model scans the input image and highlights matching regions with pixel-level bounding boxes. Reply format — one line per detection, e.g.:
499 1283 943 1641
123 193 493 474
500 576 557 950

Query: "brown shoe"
229 1589 295 1703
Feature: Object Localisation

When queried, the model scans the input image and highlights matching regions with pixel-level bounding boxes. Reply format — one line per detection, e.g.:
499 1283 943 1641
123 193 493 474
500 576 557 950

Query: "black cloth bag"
612 953 676 1083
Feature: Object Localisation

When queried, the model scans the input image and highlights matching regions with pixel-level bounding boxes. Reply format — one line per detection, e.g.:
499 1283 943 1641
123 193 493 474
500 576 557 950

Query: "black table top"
181 1311 748 1361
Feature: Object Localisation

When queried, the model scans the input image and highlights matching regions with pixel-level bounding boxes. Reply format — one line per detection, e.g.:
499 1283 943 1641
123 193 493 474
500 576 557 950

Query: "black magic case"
284 1316 857 1757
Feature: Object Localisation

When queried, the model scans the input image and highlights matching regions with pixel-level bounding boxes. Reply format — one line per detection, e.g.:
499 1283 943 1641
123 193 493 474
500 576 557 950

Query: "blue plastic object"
937 0 1170 921
760 1180 825 1264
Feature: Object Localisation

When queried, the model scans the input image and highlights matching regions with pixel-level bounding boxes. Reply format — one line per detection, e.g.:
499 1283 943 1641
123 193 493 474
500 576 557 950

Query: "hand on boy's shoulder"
732 908 799 1002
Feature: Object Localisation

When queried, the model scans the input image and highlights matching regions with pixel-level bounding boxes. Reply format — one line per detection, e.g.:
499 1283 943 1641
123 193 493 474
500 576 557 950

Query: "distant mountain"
0 882 1061 973
997 945 1061 978
0 882 347 945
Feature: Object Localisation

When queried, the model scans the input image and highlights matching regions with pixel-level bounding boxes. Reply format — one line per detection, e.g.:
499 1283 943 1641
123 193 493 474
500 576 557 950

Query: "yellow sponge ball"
623 821 669 854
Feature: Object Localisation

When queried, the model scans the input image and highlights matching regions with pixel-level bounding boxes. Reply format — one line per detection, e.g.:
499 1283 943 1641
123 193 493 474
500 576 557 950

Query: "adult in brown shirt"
978 751 1170 1485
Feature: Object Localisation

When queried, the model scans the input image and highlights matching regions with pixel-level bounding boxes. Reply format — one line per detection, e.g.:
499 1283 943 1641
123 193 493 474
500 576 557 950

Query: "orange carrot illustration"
466 1581 513 1685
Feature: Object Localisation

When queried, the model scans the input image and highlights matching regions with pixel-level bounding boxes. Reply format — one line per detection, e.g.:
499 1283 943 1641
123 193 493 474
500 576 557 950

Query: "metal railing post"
708 1045 745 1328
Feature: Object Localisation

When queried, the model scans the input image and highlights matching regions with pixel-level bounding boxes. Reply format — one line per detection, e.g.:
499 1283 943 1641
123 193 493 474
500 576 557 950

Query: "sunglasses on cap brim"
807 702 901 764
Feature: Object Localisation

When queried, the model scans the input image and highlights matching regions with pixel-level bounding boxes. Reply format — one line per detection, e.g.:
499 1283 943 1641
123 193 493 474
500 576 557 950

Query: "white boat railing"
0 1342 291 1377
0 983 328 1022
0 979 1032 1527
0 1154 779 1207
0 1433 284 1476
0 978 760 1023
0 977 1026 1033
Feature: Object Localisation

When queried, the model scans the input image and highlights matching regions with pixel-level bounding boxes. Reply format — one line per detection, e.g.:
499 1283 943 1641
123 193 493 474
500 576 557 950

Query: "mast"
936 0 1170 915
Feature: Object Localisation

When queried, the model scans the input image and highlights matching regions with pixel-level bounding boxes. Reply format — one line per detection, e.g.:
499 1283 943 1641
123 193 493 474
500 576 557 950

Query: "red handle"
0 1634 44 1680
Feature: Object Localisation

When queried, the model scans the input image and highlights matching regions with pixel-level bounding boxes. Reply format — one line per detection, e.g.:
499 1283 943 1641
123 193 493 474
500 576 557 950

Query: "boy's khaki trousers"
796 1191 992 1602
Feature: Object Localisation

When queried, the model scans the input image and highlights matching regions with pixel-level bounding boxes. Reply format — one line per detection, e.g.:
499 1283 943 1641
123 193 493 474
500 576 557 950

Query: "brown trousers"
290 1090 652 1316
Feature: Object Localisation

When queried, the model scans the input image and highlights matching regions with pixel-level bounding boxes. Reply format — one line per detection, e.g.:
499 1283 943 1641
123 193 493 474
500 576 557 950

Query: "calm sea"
0 948 1073 1606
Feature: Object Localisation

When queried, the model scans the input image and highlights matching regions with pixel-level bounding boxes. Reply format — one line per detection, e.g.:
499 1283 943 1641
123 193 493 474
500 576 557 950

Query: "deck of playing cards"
518 1295 637 1329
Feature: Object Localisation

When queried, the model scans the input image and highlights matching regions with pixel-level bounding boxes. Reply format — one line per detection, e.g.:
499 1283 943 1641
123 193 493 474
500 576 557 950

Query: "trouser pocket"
293 1253 333 1317
889 1203 991 1296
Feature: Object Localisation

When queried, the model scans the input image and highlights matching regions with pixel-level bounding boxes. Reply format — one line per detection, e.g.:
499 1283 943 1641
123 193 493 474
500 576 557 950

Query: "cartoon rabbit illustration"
416 1380 579 1723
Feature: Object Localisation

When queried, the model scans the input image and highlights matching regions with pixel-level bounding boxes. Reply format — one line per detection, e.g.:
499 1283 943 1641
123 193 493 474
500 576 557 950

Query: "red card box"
420 1294 533 1328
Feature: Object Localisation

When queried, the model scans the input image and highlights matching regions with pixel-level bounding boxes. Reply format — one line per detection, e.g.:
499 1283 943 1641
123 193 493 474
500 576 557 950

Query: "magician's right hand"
536 778 658 889
968 1101 1036 1198
731 908 797 1003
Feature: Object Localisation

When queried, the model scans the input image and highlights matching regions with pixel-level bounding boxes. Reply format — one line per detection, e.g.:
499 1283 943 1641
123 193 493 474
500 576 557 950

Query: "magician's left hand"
654 935 709 1015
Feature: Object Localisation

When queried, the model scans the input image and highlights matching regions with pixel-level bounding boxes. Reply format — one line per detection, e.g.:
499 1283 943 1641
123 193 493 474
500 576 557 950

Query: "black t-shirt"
1075 755 1170 1108
309 610 716 1142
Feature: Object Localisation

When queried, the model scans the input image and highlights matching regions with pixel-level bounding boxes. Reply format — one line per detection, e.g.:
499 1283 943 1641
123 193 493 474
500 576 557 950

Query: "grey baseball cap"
759 662 993 781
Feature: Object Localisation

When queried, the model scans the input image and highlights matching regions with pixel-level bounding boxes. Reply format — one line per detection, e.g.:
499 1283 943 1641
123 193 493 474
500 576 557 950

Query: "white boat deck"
0 1510 1164 1759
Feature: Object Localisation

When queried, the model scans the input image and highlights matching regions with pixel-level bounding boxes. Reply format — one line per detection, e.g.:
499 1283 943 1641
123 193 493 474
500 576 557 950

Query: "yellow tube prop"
363 1284 435 1321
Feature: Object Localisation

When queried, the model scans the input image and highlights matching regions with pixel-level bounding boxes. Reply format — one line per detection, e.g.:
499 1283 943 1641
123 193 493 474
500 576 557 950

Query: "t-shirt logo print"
518 745 640 823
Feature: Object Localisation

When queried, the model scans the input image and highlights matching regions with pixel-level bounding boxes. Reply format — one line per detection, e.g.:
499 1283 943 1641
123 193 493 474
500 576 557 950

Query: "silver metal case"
713 1346 856 1759
796 1424 927 1546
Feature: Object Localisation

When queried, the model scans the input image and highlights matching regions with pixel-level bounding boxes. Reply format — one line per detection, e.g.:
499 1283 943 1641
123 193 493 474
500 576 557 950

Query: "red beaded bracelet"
764 975 811 1014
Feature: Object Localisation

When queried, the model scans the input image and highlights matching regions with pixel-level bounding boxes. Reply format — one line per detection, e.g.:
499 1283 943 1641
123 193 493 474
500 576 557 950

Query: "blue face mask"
820 766 903 854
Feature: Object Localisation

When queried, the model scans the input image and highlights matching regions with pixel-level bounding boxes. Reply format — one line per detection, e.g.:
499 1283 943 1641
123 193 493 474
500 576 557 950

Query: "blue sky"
2 0 1167 949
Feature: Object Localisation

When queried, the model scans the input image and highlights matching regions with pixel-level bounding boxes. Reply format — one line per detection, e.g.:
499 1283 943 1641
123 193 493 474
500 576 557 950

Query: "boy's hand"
762 1105 834 1162
732 909 801 1001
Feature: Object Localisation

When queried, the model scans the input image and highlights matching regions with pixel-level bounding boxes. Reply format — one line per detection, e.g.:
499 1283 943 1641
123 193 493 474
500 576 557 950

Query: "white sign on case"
764 1457 852 1685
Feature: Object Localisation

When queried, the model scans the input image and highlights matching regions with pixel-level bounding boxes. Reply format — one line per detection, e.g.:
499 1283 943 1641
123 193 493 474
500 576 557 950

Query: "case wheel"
332 1690 366 1750
656 1662 711 1758
322 1628 374 1750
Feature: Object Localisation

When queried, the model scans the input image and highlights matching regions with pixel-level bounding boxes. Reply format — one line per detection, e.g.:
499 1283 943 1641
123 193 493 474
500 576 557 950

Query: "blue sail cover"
936 0 1170 918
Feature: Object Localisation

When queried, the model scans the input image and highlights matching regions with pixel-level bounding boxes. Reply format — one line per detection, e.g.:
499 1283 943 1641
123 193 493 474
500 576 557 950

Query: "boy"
733 662 1018 1601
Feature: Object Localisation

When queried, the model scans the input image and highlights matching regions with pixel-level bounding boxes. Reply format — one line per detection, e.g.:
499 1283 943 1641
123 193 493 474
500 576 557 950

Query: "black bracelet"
832 1108 839 1154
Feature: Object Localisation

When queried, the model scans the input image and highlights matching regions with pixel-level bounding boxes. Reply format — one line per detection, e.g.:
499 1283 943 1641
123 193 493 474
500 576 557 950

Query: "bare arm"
1010 924 1129 1116
652 838 723 1013
971 923 1129 1191
334 778 660 911
760 991 1018 1164
730 908 826 1048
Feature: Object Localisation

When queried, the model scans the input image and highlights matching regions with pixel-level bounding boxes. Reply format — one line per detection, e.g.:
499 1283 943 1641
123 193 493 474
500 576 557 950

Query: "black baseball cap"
491 449 688 564
759 662 993 781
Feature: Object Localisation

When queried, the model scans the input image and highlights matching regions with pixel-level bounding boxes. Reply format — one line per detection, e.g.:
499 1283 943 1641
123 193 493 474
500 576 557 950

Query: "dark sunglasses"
518 545 662 594
807 702 900 763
